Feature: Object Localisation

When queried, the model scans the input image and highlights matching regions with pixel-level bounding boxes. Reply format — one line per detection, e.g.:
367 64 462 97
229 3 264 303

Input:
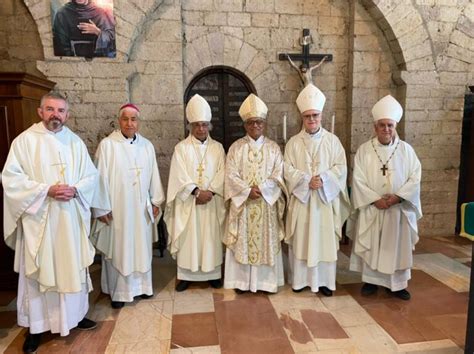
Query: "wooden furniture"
0 72 55 290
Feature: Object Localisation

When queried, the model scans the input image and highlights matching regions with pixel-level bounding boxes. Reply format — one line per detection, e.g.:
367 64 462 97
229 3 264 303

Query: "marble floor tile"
108 300 173 344
361 303 442 344
454 257 471 265
152 252 179 301
5 321 115 354
295 350 359 354
173 288 215 315
270 286 328 314
413 253 470 292
154 277 177 302
105 339 170 353
67 321 115 353
279 309 318 353
0 326 22 353
214 292 294 354
427 314 467 348
344 270 468 348
300 310 349 339
88 293 121 322
170 345 221 353
397 339 462 353
336 251 362 285
313 338 359 352
171 312 218 348
211 288 238 302
414 237 470 258
0 235 470 354
344 323 399 353
321 296 375 328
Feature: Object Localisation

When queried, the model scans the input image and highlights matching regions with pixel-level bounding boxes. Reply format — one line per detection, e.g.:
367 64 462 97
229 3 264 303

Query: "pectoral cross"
382 165 393 192
130 159 143 201
312 159 320 175
51 152 67 184
196 163 205 188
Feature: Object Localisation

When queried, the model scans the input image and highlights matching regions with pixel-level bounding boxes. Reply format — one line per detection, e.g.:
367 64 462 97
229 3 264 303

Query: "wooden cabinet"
0 72 55 290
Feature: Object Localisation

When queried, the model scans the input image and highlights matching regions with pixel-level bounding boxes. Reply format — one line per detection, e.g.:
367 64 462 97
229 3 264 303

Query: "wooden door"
185 66 256 151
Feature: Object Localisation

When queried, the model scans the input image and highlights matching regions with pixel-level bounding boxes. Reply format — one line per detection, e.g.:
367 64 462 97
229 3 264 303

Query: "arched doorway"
184 66 256 151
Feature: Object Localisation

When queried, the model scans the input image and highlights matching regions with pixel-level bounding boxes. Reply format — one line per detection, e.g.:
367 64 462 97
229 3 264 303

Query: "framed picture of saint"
51 0 116 58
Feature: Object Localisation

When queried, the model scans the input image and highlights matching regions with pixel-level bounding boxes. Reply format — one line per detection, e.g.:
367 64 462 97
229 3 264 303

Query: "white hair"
119 106 140 119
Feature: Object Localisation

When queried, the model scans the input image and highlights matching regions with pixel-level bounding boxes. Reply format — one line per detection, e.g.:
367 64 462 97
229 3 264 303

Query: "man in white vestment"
165 94 226 292
91 103 164 309
223 94 287 294
284 84 350 296
348 95 422 300
2 92 99 353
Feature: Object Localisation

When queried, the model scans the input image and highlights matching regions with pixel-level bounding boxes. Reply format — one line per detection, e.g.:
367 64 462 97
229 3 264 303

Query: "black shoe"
23 332 41 353
361 283 378 296
208 279 223 289
175 280 190 292
389 288 411 301
234 288 246 294
111 301 125 309
292 287 304 293
319 286 333 297
140 294 154 299
77 318 97 330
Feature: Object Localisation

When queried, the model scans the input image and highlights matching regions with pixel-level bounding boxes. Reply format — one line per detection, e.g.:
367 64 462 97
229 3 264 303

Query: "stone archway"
185 65 256 151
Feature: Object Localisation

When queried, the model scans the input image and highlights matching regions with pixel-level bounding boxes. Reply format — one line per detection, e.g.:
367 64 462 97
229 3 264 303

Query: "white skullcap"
371 95 403 123
238 94 268 121
186 94 212 123
296 84 326 113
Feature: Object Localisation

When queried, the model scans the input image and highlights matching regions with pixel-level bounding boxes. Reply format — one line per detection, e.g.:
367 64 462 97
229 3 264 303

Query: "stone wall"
182 0 352 146
6 0 473 236
360 0 473 235
0 0 44 76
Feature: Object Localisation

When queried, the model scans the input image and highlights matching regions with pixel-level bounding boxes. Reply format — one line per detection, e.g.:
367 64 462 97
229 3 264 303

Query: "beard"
46 118 64 131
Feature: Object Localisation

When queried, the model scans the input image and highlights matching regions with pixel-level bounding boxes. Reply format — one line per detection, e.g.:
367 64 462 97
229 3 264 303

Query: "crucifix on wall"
279 29 333 88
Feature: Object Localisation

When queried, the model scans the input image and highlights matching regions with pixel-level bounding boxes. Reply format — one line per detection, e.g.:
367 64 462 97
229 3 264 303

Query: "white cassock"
223 135 287 293
91 130 164 302
284 128 350 292
348 136 422 291
2 122 98 336
164 135 226 281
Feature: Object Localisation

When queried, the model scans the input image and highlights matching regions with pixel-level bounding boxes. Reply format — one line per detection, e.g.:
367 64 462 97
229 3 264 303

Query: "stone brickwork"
5 0 473 236
182 0 351 147
359 0 473 235
0 0 44 76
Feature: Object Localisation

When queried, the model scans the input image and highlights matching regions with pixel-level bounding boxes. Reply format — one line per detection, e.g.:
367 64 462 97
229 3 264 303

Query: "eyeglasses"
245 120 265 126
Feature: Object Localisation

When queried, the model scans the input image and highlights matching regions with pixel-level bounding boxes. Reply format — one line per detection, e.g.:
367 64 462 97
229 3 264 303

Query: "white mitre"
296 84 326 113
371 95 403 122
238 94 268 121
186 94 212 123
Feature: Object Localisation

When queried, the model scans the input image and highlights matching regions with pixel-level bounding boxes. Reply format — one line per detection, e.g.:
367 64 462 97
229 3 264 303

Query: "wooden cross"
51 152 67 184
380 164 388 176
279 29 333 70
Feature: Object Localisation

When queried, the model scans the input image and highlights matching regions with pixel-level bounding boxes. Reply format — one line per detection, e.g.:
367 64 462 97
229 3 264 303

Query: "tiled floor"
0 235 471 353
